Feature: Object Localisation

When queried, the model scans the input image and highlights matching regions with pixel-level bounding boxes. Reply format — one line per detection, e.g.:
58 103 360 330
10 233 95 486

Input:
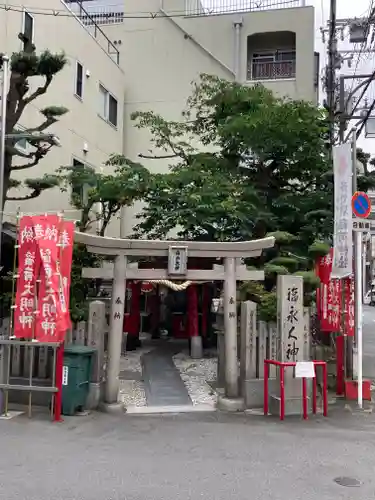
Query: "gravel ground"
118 345 153 409
173 350 218 406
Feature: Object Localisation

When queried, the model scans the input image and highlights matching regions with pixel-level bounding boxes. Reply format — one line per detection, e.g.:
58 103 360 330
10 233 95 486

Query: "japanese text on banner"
343 277 355 337
332 144 353 278
33 215 64 342
57 221 74 333
316 249 341 332
13 217 40 338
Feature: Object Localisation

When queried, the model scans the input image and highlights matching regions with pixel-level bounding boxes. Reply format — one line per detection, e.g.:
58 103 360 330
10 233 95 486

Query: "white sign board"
62 366 69 386
295 361 315 378
332 144 353 278
168 246 188 275
352 218 375 232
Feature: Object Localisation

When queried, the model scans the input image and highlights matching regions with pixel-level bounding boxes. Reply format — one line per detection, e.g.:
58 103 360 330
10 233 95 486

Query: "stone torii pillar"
74 233 275 410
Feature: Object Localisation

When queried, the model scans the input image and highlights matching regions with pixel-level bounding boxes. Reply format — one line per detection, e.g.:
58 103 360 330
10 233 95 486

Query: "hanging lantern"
141 281 154 293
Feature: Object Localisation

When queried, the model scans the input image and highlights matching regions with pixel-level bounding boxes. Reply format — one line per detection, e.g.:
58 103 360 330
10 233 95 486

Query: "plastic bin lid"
64 344 96 355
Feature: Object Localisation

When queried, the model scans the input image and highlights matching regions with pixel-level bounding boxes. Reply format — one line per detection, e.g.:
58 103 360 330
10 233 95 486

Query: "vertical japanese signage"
316 250 341 332
13 215 74 342
277 275 304 362
342 276 355 337
316 249 353 335
57 221 75 333
13 217 40 338
332 143 353 278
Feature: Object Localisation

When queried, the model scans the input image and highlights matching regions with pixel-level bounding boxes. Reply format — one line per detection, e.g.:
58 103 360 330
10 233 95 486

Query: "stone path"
142 349 192 407
118 338 218 412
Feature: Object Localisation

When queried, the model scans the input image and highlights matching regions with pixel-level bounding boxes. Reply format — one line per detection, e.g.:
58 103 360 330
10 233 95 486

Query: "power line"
348 0 375 96
0 1 295 19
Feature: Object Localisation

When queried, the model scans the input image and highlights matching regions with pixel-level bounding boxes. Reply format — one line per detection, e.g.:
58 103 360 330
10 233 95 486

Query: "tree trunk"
2 152 12 209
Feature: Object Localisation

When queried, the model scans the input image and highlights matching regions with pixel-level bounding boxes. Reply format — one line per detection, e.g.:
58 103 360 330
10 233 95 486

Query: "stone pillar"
223 256 238 398
188 284 202 359
106 255 127 404
87 300 106 409
240 301 257 395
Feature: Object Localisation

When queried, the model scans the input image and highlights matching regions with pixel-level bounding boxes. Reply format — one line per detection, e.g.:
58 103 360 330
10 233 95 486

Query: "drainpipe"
233 18 243 82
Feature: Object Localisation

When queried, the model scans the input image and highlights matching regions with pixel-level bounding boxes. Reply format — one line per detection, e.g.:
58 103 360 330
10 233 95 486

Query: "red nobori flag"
342 276 355 337
317 249 342 332
57 221 75 333
13 216 40 338
33 215 65 342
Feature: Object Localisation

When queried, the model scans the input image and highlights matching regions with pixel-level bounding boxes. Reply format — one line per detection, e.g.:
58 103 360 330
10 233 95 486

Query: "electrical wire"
0 1 299 19
348 0 375 96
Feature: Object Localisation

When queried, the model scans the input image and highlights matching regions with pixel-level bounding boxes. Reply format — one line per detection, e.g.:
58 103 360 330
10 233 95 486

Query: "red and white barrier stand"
263 360 328 421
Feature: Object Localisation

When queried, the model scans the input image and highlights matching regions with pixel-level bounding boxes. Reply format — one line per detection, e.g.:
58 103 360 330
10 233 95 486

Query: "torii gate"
75 232 275 408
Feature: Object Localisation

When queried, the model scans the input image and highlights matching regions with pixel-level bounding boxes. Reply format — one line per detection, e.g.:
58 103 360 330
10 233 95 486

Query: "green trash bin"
62 345 96 416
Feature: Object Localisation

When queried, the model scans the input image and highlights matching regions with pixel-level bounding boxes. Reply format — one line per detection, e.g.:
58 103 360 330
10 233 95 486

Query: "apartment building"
0 0 124 229
0 0 318 237
73 0 319 235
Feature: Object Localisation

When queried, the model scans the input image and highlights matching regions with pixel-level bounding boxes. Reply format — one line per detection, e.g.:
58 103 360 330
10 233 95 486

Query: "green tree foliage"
57 155 151 322
130 74 375 320
0 46 68 206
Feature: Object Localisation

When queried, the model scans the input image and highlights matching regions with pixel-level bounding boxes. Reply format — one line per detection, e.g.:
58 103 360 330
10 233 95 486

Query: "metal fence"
185 0 304 16
248 60 296 81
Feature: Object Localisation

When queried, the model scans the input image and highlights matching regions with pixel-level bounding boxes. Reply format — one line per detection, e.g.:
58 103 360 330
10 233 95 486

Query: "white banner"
332 143 353 278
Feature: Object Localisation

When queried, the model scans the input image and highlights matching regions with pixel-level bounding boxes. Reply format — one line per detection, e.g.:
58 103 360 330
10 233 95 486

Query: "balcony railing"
185 0 305 16
63 1 121 63
248 60 296 81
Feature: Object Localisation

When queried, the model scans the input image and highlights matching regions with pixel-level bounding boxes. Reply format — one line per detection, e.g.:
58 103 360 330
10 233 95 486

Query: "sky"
312 0 375 154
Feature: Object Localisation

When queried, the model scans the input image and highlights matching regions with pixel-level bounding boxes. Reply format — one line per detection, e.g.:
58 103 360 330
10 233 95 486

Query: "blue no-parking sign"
352 191 371 219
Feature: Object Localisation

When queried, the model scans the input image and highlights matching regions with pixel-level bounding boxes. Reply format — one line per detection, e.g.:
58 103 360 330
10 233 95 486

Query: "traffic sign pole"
355 230 363 409
351 187 371 408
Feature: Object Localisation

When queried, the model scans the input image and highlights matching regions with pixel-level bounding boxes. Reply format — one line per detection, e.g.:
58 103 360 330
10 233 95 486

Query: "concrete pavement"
0 410 375 500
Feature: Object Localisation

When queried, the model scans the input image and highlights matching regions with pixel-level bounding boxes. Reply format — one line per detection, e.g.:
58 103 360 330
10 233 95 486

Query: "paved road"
362 305 375 378
0 410 375 500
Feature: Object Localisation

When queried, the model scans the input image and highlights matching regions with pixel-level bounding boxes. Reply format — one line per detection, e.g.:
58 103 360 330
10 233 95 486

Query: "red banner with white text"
33 215 64 342
13 217 40 338
13 215 74 342
316 248 354 336
316 249 342 332
57 221 74 333
342 276 355 337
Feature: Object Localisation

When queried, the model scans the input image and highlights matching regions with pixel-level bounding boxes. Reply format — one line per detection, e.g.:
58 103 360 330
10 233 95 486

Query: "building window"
22 12 34 52
98 84 118 127
249 49 296 81
71 158 91 206
75 62 84 99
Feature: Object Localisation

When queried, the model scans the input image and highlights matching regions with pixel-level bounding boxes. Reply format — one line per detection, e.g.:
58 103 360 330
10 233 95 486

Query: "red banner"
342 276 355 337
316 249 341 332
57 221 74 333
14 215 74 342
14 216 40 338
33 215 64 342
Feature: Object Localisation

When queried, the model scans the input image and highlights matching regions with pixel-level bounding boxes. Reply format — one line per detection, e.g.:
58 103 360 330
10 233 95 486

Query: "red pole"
312 372 317 414
336 335 345 396
201 284 209 338
302 378 308 420
54 342 64 423
322 363 328 417
280 366 285 421
264 361 269 416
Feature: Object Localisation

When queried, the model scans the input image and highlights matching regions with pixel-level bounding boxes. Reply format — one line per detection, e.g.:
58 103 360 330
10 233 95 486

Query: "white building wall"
0 0 124 227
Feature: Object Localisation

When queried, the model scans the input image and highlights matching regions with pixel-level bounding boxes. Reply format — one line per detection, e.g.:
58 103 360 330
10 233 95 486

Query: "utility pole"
326 0 337 149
